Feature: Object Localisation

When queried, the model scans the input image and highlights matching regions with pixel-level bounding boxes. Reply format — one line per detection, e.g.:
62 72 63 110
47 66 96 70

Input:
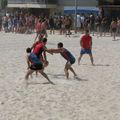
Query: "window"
98 0 120 5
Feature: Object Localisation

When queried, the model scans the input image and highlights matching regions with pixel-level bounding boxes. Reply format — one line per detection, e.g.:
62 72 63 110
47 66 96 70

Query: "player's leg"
78 54 83 65
39 70 55 85
64 63 69 79
89 53 94 65
25 69 34 80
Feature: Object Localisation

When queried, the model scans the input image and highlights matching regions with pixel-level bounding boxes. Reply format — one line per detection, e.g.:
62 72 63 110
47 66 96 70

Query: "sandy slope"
0 31 120 120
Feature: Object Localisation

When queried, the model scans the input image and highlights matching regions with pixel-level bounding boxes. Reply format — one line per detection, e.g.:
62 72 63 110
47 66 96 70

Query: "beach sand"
0 31 120 120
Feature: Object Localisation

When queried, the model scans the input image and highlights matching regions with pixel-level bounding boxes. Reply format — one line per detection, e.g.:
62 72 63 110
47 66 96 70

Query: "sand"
0 31 120 120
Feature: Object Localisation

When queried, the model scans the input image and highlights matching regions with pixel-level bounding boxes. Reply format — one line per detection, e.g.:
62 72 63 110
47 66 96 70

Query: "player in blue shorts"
25 48 54 85
78 30 94 65
49 42 77 79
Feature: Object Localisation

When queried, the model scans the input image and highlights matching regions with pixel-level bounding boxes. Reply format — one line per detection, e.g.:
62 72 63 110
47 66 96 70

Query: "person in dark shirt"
49 42 77 79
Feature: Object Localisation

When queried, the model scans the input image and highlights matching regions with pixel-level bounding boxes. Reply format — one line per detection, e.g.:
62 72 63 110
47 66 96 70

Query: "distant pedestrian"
110 19 117 40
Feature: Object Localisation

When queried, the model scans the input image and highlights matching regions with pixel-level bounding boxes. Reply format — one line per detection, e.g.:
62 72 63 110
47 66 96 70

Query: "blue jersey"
29 52 41 65
60 48 75 63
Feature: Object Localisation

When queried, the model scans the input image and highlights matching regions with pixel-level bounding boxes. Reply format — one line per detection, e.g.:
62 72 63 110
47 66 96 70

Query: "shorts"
50 25 55 29
65 25 70 29
67 59 75 65
80 49 92 55
30 64 43 70
112 28 117 33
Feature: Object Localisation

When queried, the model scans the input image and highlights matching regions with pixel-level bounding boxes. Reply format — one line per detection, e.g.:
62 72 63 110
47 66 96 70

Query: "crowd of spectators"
0 12 120 37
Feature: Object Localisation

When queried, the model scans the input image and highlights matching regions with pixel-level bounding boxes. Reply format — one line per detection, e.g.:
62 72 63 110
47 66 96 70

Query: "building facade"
98 0 120 18
7 0 98 16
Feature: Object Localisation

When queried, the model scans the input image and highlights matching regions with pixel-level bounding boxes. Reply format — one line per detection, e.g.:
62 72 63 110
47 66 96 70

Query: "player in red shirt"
78 30 94 65
35 19 42 41
32 38 49 67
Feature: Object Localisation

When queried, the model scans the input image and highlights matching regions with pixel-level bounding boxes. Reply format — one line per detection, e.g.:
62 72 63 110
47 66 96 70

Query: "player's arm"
90 37 92 49
43 46 53 55
43 50 47 61
80 38 83 48
47 48 63 53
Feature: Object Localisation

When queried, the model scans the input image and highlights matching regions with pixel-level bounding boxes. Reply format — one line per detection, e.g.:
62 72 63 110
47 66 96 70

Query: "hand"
44 60 49 67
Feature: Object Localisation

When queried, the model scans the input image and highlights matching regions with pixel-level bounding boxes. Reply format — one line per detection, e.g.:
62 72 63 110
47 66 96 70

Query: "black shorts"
65 25 70 29
30 64 43 70
50 25 54 29
112 28 117 33
67 59 75 65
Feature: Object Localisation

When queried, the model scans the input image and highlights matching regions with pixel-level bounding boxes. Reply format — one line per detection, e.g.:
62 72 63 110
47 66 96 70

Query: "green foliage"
1 0 8 9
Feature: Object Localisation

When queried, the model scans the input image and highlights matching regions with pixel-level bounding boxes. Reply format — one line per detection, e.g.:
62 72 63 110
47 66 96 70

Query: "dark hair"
39 19 41 23
26 48 31 53
42 38 47 43
57 42 63 48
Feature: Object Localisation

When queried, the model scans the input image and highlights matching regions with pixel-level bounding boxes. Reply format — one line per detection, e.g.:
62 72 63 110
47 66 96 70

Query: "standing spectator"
2 15 8 32
80 14 85 32
7 15 13 32
117 18 120 36
89 14 95 36
49 16 55 34
101 16 108 36
65 16 71 37
0 16 2 31
95 15 101 37
13 15 18 33
75 14 81 33
35 19 42 40
60 17 65 35
58 16 62 34
41 19 48 38
84 16 90 32
110 19 117 40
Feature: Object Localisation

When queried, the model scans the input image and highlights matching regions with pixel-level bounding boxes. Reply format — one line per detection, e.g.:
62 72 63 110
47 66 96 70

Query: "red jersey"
81 35 92 49
33 42 44 57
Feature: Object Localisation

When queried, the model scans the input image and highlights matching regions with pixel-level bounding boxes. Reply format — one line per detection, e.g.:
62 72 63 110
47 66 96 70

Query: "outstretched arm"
43 46 53 55
47 48 63 53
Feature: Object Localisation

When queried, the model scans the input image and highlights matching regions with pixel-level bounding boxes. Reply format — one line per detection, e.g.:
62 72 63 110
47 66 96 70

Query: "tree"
1 0 7 9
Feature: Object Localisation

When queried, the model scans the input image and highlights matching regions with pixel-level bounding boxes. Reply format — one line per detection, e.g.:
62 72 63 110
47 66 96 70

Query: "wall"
58 0 97 7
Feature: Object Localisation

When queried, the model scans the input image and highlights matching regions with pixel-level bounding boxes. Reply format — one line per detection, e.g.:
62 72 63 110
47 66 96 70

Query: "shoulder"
81 35 85 39
60 48 65 52
89 35 92 38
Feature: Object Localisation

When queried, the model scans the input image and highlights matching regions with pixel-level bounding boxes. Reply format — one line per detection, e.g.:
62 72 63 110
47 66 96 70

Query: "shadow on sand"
74 76 88 81
48 73 88 82
112 39 120 41
80 64 110 67
25 82 52 87
94 64 110 67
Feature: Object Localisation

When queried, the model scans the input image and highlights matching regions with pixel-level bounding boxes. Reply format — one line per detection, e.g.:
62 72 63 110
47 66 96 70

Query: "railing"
8 0 57 4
